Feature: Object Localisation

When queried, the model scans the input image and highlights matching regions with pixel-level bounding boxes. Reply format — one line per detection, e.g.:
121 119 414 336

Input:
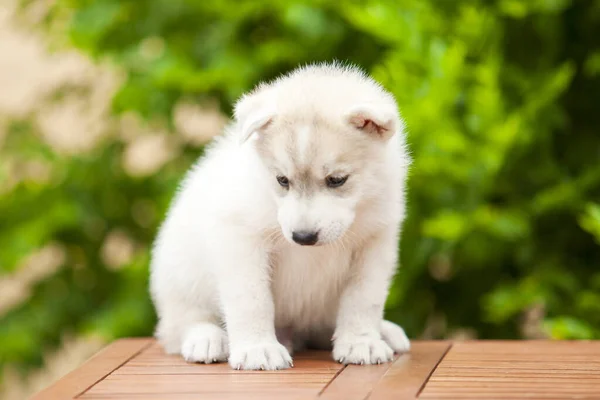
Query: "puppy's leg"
333 229 409 365
216 239 292 370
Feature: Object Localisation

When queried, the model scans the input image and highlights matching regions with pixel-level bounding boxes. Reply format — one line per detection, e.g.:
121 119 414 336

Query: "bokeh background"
1 0 599 397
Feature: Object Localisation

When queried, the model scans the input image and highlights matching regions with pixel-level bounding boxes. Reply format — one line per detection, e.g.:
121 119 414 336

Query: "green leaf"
544 317 595 340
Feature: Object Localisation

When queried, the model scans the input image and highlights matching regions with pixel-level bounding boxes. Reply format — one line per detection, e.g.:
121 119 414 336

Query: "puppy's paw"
381 320 411 353
229 341 293 370
181 323 229 363
333 334 394 365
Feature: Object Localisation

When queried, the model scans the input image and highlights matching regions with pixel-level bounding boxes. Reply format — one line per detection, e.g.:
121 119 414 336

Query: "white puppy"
150 63 411 370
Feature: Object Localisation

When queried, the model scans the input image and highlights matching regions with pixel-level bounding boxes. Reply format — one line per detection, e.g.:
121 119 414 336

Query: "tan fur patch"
255 112 379 199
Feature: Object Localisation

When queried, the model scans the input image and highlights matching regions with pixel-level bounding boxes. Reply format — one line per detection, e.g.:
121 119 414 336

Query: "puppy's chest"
269 244 353 325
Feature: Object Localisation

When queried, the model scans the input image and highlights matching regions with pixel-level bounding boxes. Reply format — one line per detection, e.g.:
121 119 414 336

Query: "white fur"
150 63 411 370
295 125 312 164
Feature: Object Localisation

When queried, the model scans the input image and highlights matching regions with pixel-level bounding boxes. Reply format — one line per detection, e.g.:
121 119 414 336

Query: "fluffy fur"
150 63 411 370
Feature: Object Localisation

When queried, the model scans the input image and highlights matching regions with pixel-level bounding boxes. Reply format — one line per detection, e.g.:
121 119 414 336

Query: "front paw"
181 323 229 364
333 334 394 365
229 341 293 370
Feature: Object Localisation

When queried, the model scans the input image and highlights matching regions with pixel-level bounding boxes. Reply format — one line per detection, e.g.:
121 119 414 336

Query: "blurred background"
1 0 599 397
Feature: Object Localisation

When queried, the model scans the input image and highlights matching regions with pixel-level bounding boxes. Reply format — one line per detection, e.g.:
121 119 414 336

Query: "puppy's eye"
276 175 290 188
325 175 349 188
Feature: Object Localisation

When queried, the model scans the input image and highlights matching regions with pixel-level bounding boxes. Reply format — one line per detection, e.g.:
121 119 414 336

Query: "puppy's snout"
292 230 319 246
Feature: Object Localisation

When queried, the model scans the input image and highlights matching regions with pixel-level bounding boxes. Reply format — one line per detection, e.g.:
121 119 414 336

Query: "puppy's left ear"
345 104 398 141
234 89 276 144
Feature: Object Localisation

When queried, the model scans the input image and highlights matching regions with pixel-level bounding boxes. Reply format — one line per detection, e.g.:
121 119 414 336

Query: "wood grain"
32 339 600 399
319 359 390 400
79 391 317 400
368 341 451 400
30 338 152 400
80 347 342 399
420 341 600 399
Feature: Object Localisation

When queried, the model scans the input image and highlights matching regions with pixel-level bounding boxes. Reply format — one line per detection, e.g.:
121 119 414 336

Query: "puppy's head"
234 64 403 246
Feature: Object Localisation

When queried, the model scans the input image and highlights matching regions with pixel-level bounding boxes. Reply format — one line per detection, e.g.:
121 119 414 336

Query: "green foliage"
580 203 600 244
3 0 600 384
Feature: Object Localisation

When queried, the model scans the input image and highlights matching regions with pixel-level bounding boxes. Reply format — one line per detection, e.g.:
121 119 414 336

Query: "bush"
2 0 599 382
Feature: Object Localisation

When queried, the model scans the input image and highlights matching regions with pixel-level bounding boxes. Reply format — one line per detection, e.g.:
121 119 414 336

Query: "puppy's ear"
345 104 397 140
234 89 276 144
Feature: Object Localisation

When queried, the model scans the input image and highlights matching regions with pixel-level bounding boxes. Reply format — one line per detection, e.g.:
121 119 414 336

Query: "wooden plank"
79 374 329 398
85 373 331 390
430 361 600 370
79 391 316 400
31 338 153 400
115 362 340 375
419 390 600 399
319 360 389 400
81 348 342 399
34 339 600 399
366 341 451 400
127 350 341 374
420 341 600 400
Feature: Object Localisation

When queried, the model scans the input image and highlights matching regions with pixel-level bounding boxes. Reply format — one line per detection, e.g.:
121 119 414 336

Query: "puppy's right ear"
234 89 276 144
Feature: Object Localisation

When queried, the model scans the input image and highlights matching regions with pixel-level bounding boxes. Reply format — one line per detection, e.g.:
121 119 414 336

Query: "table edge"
30 338 153 400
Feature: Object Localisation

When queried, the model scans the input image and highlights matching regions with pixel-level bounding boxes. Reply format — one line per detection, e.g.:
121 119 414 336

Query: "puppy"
150 63 411 370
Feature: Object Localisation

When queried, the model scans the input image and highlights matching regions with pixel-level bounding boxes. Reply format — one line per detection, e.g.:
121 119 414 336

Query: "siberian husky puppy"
150 63 411 370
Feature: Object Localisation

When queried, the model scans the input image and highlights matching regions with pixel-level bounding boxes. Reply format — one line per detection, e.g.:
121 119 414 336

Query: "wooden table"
33 339 600 399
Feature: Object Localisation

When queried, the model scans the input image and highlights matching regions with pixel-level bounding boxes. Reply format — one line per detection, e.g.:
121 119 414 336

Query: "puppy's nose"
292 230 319 246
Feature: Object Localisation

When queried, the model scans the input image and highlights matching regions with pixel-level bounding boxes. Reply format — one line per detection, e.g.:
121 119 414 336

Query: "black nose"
292 230 319 246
